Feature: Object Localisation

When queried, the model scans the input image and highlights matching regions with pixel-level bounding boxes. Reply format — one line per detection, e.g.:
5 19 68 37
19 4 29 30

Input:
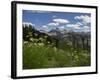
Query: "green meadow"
23 41 90 69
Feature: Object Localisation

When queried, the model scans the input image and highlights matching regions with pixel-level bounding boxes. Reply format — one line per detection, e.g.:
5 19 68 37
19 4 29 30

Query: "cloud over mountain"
48 22 59 26
75 15 91 25
66 24 81 29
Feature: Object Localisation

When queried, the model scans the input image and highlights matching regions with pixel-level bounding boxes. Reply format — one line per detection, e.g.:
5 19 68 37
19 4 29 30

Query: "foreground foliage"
23 42 90 69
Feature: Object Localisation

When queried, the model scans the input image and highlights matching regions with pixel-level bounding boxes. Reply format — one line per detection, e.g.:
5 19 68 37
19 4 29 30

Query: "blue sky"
22 10 91 32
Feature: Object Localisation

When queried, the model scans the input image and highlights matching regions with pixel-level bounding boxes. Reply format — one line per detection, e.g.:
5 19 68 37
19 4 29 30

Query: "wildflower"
29 38 34 42
47 41 50 44
53 47 57 51
28 43 33 47
44 36 48 38
34 33 38 36
34 43 37 46
24 41 28 44
38 43 44 46
74 51 77 53
75 55 78 59
74 55 79 61
39 38 44 41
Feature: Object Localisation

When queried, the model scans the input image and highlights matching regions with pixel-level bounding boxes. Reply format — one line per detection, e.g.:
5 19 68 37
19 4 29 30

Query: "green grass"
23 42 91 69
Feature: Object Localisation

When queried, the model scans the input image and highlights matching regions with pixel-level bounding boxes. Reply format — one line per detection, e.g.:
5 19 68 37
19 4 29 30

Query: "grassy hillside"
23 42 90 69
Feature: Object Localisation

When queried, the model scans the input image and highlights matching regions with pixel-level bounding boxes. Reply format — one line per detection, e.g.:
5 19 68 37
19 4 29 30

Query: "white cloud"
42 25 50 31
66 24 90 32
75 15 91 24
83 26 90 29
53 18 69 24
66 24 81 29
42 25 47 28
76 22 83 26
48 22 59 26
59 26 65 29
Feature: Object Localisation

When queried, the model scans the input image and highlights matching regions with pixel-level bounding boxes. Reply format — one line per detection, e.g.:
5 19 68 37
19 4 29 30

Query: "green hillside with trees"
23 24 91 69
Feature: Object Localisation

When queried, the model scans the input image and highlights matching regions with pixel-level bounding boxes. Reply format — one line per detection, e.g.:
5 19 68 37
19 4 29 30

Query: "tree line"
23 24 91 51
